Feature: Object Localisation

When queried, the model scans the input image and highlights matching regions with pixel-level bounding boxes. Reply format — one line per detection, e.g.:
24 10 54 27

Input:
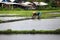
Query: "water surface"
0 34 60 40
0 17 60 30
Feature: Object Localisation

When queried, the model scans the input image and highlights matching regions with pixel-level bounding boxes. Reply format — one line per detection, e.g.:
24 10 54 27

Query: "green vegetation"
0 29 60 34
0 20 3 23
0 0 60 10
0 10 60 19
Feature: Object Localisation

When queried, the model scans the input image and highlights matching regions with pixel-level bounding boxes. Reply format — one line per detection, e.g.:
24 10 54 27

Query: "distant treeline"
0 29 60 34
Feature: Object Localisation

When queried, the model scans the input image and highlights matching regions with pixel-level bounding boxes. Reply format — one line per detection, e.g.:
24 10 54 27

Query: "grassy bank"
0 20 3 23
0 10 60 19
0 29 60 34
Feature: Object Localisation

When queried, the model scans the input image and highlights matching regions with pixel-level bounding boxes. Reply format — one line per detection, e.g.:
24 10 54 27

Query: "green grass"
0 10 60 18
0 20 3 23
0 29 60 34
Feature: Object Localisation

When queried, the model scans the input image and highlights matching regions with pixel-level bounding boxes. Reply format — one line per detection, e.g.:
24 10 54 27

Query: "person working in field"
36 11 41 19
32 11 37 19
32 11 41 19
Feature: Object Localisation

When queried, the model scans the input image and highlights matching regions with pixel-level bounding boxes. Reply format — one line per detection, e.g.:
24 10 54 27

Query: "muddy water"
0 17 60 30
0 34 60 40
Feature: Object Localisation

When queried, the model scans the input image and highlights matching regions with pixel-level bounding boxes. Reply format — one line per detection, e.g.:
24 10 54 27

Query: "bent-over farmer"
32 11 37 19
37 11 41 19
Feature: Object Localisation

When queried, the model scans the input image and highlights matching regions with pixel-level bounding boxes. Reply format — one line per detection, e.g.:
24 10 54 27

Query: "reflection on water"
0 17 60 30
0 17 26 21
0 34 60 40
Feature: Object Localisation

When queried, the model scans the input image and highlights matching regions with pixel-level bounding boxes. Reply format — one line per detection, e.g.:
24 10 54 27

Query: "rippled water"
0 34 60 40
0 17 60 30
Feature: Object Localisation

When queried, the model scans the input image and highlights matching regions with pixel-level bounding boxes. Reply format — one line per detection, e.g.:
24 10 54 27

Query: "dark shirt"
37 12 41 16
